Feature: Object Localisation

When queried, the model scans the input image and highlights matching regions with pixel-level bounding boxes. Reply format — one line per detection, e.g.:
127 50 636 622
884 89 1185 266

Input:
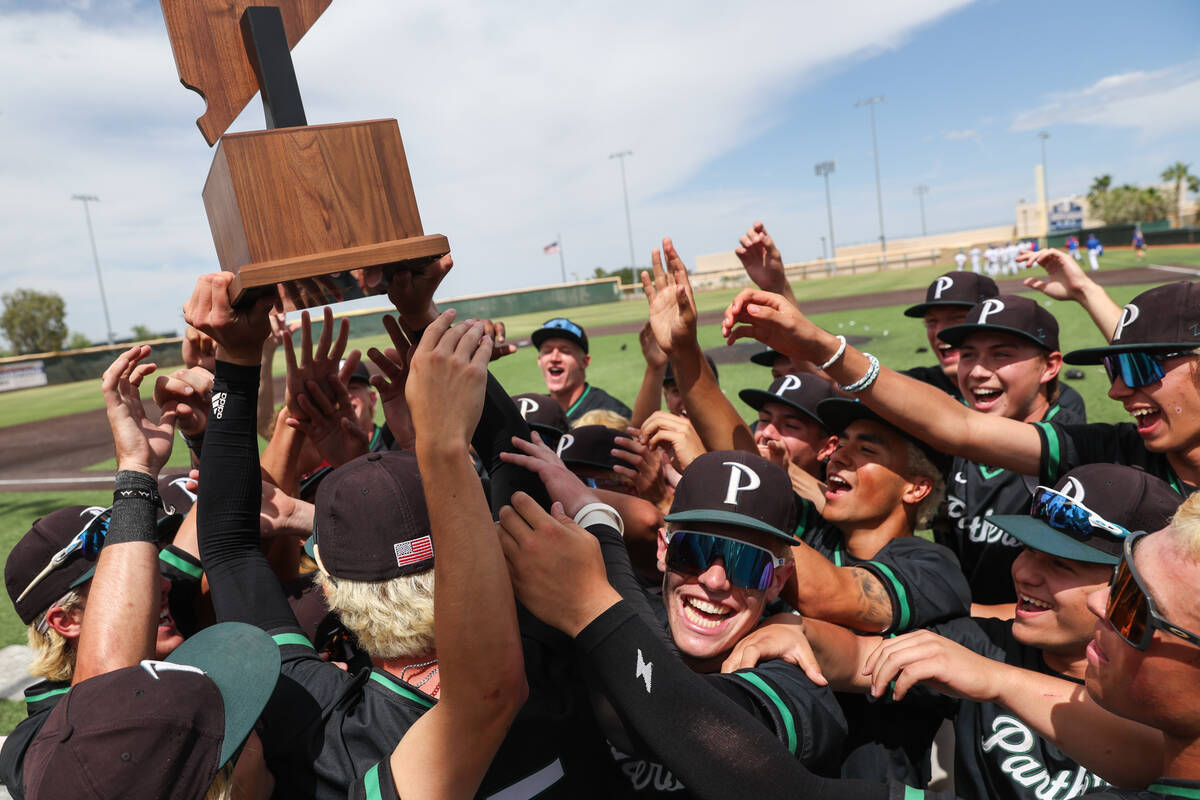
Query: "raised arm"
388 310 527 800
1018 248 1123 342
631 321 669 427
735 221 798 308
723 289 1043 476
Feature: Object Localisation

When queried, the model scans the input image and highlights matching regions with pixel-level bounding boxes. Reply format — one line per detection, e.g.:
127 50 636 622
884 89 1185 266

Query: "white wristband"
819 335 847 370
574 502 625 536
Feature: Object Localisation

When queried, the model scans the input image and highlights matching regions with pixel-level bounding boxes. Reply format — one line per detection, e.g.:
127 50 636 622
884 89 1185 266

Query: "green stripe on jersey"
272 633 314 649
158 548 203 579
363 762 384 800
1149 785 1200 799
25 686 69 704
904 787 926 799
1033 421 1060 482
565 385 593 417
731 672 797 754
369 671 435 709
870 561 911 632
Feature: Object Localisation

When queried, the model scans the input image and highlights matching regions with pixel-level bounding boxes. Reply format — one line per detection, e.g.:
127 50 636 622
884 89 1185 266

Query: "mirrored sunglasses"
1102 351 1192 389
1106 530 1200 651
16 506 111 605
1031 486 1129 540
542 318 584 339
664 530 785 591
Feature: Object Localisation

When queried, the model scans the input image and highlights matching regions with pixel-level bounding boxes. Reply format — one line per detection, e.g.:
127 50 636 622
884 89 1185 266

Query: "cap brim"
938 323 1054 351
167 622 281 767
531 329 587 354
817 398 949 471
1064 342 1191 365
903 300 974 318
738 389 826 429
989 515 1120 565
664 509 799 543
750 349 777 366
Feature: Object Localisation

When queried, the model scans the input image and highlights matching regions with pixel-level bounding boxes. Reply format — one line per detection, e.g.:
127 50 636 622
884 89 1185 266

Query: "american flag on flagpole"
543 241 560 255
394 535 434 567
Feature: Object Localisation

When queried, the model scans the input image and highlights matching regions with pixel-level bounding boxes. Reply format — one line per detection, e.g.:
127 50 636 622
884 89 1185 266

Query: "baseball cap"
739 374 838 430
555 425 625 472
1065 282 1200 363
816 397 950 474
512 392 570 441
903 272 1000 318
750 347 782 367
991 464 1180 565
665 450 800 543
531 317 589 354
312 450 433 580
340 359 372 386
5 506 109 625
23 622 280 800
937 294 1060 351
664 355 718 385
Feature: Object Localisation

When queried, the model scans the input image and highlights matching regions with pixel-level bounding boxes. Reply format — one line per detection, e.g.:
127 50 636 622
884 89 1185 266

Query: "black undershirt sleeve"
472 372 554 515
575 602 902 800
198 361 300 632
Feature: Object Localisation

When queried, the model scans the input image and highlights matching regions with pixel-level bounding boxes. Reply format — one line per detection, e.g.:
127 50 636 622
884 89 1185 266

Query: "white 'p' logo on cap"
722 462 761 506
555 434 574 457
776 375 802 395
517 397 539 418
1113 304 1140 342
932 276 954 300
976 298 1006 326
1060 476 1086 503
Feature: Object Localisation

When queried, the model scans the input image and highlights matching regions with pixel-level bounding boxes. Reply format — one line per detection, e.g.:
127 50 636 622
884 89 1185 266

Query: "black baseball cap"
347 360 372 386
311 451 433 580
938 294 1060 351
555 425 625 472
665 450 800 543
816 397 949 474
23 622 279 800
1066 282 1200 363
513 392 570 441
750 347 782 367
531 317 589 354
664 355 718 385
6 506 108 625
991 464 1180 565
904 272 1000 318
740 374 838 430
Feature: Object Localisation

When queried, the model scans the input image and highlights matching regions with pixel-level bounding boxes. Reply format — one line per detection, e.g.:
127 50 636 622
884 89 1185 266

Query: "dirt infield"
0 265 1185 493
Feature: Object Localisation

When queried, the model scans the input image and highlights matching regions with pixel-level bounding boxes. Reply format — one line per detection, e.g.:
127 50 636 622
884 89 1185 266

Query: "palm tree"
1161 162 1199 227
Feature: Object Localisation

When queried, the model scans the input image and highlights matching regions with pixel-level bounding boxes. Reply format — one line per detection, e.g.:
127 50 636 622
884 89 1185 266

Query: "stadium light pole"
1038 131 1051 229
609 150 637 270
855 95 887 258
814 160 837 259
913 184 930 237
72 194 114 346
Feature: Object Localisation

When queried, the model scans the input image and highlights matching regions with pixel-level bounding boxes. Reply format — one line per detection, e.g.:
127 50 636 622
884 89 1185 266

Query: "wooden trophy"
160 0 449 309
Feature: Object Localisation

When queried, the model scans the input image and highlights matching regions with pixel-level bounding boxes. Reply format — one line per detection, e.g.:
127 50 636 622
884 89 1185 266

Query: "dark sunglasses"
1031 486 1129 539
664 530 785 591
1106 530 1200 651
1102 350 1193 389
16 506 111 605
541 318 584 340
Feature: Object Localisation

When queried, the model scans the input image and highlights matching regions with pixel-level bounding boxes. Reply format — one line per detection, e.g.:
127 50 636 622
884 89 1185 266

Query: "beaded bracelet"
818 335 848 370
839 353 880 393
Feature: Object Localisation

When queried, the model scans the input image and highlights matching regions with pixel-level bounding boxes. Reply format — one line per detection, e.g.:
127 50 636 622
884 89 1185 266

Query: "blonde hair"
905 442 946 530
1168 491 1200 562
317 570 435 659
204 762 235 800
573 409 630 431
27 589 85 682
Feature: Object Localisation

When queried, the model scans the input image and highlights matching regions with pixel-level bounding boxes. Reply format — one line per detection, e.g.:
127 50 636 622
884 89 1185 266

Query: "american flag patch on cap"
394 535 433 567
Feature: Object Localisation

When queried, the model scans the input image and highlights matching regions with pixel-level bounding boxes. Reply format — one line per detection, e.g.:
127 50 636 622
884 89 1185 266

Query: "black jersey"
935 403 1083 605
565 383 633 422
917 617 1108 800
1034 421 1197 497
1080 779 1200 799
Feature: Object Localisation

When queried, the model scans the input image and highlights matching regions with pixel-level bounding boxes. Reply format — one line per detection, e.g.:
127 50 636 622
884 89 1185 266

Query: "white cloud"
0 0 972 342
1012 60 1200 137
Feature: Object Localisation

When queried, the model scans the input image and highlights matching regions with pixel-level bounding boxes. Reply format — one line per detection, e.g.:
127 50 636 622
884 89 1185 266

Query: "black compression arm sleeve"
576 602 896 800
471 372 552 516
590 523 675 652
197 361 299 631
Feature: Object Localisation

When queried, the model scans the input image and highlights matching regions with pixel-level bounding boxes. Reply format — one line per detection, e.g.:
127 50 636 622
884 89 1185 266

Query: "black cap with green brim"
739 374 836 430
903 272 999 318
751 347 781 367
1065 282 1200 364
665 450 801 543
815 397 950 474
937 294 1060 351
990 464 1180 566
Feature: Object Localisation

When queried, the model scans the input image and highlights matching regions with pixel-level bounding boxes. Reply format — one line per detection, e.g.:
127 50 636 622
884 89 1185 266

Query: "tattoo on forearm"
851 567 893 630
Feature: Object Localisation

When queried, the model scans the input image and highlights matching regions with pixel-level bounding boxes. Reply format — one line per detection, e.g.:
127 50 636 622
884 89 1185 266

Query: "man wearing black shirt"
533 317 632 422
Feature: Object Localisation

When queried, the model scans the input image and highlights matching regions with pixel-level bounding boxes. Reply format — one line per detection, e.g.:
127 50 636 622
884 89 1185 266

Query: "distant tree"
66 332 92 350
592 266 636 284
1095 184 1172 225
1088 174 1112 201
0 289 68 355
131 324 156 341
1161 162 1200 226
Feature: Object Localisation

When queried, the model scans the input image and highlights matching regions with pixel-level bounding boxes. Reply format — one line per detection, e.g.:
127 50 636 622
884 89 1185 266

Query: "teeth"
687 598 731 616
974 389 1001 399
1019 593 1051 610
827 475 850 490
1130 408 1156 418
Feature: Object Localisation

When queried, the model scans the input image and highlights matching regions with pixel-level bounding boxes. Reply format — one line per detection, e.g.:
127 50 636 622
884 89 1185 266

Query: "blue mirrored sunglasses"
664 530 785 591
1102 351 1193 389
15 506 111 605
542 318 584 339
1031 486 1128 540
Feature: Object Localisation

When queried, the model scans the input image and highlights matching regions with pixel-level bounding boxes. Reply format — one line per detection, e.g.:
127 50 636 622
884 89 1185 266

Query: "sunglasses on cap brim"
1031 486 1129 540
541 318 584 340
1102 351 1194 389
16 507 112 605
1106 530 1200 651
664 530 786 592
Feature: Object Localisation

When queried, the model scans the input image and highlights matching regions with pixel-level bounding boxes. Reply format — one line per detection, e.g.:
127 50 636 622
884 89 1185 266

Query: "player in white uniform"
969 246 981 273
954 249 967 271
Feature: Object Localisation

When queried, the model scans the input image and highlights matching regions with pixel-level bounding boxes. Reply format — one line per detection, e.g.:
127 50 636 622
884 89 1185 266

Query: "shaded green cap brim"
750 349 778 366
738 389 827 429
989 515 1120 565
903 300 975 318
664 509 800 544
938 322 1054 351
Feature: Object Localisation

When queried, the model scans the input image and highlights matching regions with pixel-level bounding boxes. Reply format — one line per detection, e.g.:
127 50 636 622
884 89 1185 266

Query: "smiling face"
154 575 185 658
1010 548 1112 670
956 332 1059 422
656 522 793 670
923 307 971 378
347 380 377 436
822 420 930 531
1085 529 1200 733
1107 355 1200 454
754 401 835 477
537 337 589 398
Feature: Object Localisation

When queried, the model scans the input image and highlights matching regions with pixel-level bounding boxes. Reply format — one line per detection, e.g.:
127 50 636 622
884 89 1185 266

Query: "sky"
0 0 1197 344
